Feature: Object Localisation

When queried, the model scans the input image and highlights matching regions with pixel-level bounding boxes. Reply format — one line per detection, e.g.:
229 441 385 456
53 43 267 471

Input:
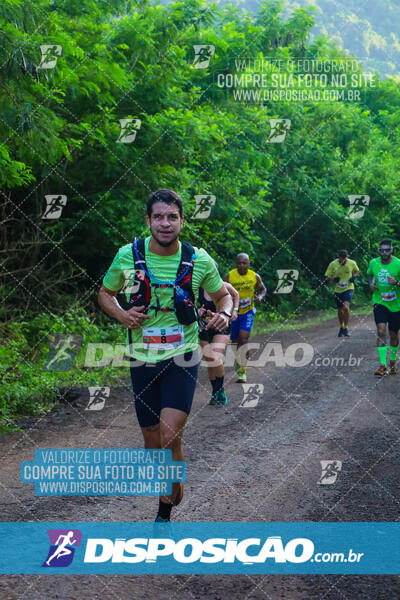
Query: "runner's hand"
255 295 262 305
206 310 229 332
370 283 378 292
333 277 340 283
120 305 150 329
388 276 397 285
198 305 207 319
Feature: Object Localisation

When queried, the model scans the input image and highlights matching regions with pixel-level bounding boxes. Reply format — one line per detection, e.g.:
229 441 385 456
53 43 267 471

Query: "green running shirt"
102 236 223 362
366 256 400 312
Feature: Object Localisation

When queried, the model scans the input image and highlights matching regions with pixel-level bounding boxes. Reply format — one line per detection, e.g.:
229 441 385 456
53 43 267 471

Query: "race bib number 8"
142 325 185 350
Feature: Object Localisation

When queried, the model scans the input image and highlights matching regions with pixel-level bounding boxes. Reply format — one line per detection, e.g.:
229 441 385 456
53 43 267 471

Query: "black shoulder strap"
132 237 146 268
198 286 205 304
176 241 195 280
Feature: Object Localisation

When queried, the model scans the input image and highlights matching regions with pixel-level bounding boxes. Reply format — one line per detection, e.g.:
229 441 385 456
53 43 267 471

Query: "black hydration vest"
127 237 198 326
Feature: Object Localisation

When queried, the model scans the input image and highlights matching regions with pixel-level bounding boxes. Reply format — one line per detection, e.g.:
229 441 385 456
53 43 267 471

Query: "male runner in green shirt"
367 239 400 376
98 189 232 521
325 250 359 337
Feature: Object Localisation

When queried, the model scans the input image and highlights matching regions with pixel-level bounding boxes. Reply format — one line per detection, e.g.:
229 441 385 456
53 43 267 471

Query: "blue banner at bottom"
0 522 398 574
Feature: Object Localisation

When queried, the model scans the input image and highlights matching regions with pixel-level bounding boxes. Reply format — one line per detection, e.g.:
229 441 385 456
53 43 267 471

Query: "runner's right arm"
366 260 377 291
367 275 377 291
98 285 150 329
324 262 339 283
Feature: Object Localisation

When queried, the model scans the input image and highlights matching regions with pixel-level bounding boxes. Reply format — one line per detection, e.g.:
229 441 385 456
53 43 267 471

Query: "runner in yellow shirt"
325 249 359 337
223 253 267 383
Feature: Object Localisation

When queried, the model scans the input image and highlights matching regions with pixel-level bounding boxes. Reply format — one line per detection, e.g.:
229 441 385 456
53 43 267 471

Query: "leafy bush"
0 307 127 432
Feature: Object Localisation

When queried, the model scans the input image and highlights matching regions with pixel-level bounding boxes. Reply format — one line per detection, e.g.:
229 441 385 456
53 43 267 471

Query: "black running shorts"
130 350 199 428
198 324 231 343
373 303 400 332
333 289 354 308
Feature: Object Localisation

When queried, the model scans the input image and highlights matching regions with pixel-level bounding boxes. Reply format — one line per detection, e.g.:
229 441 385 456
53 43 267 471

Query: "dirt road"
0 314 399 599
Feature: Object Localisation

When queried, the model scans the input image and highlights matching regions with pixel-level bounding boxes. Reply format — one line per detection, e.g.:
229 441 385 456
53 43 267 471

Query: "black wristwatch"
219 310 232 318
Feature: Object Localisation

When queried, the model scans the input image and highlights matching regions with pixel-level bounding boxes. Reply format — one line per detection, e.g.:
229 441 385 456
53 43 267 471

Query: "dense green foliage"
1 0 400 421
0 308 125 430
218 0 400 77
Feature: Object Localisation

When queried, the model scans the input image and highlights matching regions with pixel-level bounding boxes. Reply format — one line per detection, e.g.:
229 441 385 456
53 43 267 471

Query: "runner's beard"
151 228 180 247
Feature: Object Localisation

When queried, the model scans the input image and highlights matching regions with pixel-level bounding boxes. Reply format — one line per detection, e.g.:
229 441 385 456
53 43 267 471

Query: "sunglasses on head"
378 247 392 253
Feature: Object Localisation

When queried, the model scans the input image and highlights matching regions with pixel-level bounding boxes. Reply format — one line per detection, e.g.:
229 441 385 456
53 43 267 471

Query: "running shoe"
374 365 387 377
234 360 240 374
237 367 247 383
342 328 351 337
338 328 344 337
209 389 228 406
389 361 398 375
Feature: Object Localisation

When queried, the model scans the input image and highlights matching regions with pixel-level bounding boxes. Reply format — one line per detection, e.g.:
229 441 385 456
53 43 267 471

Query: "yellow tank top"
228 268 257 314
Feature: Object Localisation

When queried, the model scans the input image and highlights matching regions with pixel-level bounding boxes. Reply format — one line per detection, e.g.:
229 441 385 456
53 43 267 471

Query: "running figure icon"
45 531 77 566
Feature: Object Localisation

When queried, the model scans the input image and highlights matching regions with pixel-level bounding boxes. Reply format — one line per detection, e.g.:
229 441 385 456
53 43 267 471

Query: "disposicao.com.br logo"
84 535 314 564
1 522 396 574
83 535 365 567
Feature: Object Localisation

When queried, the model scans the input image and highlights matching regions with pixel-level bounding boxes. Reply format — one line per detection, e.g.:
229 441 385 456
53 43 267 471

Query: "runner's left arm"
224 282 240 310
254 273 267 304
207 284 233 331
221 281 239 322
349 261 360 283
349 269 359 283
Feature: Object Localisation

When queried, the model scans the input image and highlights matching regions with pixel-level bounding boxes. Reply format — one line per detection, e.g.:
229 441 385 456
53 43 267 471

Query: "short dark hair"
379 238 392 247
147 189 183 218
338 249 348 258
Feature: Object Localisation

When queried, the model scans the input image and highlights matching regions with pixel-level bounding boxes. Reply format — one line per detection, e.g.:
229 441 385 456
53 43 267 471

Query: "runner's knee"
377 324 386 339
141 424 161 449
160 427 182 450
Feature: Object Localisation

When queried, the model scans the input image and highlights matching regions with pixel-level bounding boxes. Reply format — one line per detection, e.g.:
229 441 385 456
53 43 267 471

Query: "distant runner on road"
367 239 400 376
224 253 266 383
325 249 359 337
